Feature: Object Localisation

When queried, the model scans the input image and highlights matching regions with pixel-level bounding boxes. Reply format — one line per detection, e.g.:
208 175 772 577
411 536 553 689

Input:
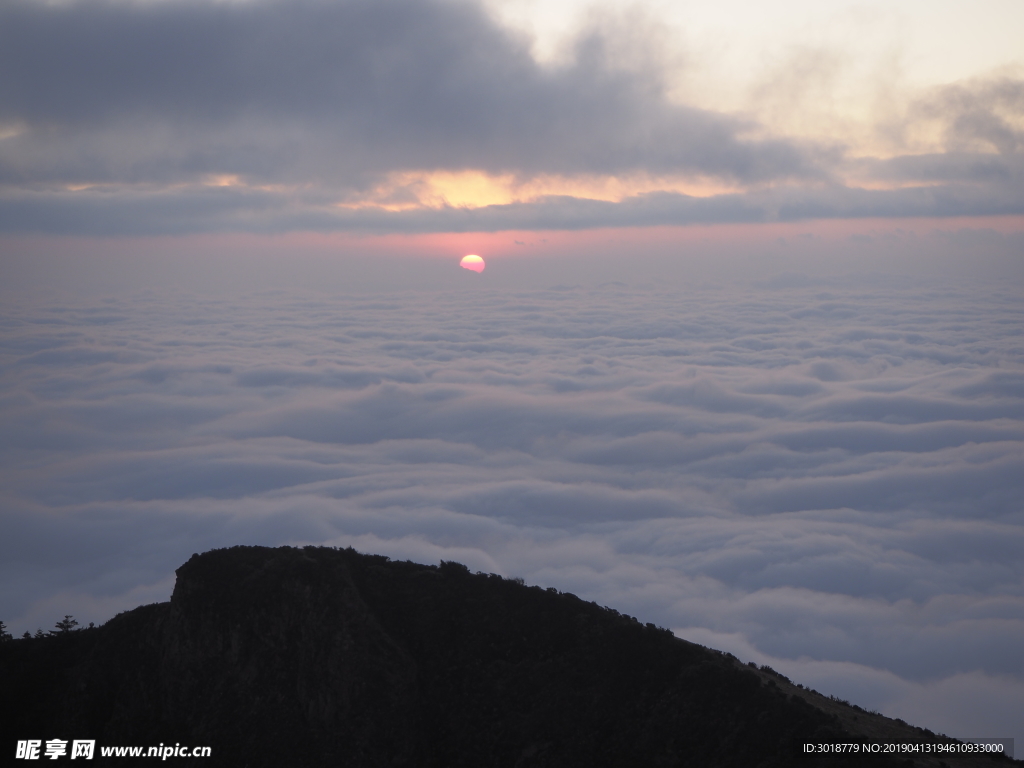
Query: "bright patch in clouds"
488 0 1024 151
342 170 743 212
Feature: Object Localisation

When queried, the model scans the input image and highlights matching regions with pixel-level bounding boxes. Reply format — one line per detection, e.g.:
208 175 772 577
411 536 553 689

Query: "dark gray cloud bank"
1 278 1022 744
0 0 1021 234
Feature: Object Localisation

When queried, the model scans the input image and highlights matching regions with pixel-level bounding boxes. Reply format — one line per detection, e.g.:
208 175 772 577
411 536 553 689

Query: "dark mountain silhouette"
1 546 1016 767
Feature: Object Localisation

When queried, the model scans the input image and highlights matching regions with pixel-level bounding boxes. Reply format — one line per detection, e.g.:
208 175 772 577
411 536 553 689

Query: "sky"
1 0 1023 238
1 0 1023 754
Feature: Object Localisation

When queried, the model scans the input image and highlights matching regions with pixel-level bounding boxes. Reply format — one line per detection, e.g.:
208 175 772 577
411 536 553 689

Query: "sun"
459 254 485 273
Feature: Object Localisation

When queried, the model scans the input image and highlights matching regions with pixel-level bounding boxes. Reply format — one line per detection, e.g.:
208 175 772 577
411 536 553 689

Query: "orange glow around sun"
335 170 744 212
459 254 485 273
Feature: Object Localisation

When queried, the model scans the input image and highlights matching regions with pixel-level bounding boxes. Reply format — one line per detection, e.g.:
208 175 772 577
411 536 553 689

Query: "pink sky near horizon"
5 216 1022 297
6 214 1022 263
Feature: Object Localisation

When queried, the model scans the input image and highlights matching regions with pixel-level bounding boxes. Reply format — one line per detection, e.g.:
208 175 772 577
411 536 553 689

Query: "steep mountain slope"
1 546 1015 767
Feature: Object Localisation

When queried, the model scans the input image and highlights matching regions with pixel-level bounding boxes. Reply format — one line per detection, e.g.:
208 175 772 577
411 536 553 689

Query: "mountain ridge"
1 545 1016 767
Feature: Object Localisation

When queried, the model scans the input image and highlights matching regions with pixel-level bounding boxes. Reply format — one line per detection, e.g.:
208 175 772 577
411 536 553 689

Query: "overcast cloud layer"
1 276 1022 745
1 0 1022 234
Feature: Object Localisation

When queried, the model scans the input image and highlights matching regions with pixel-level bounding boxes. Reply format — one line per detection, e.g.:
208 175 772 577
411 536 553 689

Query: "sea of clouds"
1 272 1022 746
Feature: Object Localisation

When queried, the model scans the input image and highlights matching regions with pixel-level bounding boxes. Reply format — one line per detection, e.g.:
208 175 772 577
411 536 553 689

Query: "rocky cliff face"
1 546 1015 767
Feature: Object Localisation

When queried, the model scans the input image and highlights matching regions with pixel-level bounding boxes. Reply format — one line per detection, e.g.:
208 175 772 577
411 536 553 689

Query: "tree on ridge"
53 615 79 634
